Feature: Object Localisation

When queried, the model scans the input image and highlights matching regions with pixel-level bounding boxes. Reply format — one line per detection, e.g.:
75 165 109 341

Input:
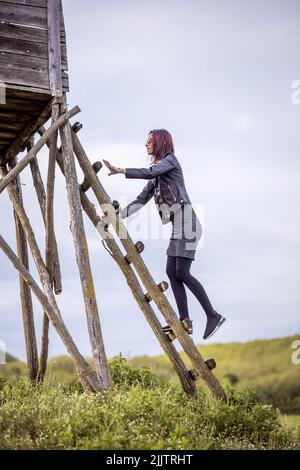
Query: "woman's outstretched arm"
103 155 176 180
125 154 176 180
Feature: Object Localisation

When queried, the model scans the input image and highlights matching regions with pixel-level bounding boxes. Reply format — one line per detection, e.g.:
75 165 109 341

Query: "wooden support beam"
47 0 63 96
0 105 80 195
45 104 60 284
36 127 197 398
0 166 99 392
1 96 61 164
8 157 39 382
0 233 99 394
29 147 62 295
39 102 60 382
71 129 226 401
59 95 112 392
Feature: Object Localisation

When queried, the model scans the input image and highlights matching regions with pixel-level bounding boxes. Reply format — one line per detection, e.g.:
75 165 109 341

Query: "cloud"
232 114 256 132
1 0 300 360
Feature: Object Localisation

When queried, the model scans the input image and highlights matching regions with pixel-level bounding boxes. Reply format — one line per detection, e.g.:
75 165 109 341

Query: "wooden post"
47 0 63 97
29 150 62 294
71 130 226 401
37 103 61 383
8 158 39 382
0 233 99 394
59 95 112 391
46 104 60 286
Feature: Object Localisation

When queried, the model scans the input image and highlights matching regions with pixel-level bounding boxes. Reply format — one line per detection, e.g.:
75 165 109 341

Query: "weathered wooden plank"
0 98 47 113
1 75 69 93
0 121 25 131
0 52 48 72
0 111 33 122
47 0 62 96
4 86 50 101
0 2 65 30
0 54 68 90
0 75 50 90
0 129 18 139
0 52 49 89
0 0 47 7
0 23 66 44
0 36 48 58
1 69 49 89
0 37 68 66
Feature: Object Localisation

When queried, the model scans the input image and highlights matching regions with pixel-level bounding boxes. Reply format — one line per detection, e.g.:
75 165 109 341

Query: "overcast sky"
0 0 300 362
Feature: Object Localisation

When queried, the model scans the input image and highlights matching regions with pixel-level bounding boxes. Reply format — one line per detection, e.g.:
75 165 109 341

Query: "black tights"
166 256 215 321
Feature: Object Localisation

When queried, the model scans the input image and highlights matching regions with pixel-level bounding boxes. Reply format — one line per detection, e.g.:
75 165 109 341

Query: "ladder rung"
205 358 217 370
144 280 169 302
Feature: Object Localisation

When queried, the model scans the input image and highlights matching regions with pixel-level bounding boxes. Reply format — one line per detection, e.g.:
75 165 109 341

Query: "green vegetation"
280 415 300 443
1 335 299 449
2 335 299 413
0 356 298 450
130 335 300 415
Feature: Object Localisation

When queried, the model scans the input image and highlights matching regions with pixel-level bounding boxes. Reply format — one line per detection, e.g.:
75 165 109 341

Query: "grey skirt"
166 204 202 260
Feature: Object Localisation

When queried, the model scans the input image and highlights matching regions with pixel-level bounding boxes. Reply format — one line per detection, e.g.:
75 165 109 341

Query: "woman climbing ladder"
103 129 226 340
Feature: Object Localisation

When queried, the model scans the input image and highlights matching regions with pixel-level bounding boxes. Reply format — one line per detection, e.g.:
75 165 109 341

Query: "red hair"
149 129 175 163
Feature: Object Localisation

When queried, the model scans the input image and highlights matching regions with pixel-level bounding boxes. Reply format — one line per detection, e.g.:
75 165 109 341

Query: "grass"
0 356 298 450
280 415 300 443
1 334 300 449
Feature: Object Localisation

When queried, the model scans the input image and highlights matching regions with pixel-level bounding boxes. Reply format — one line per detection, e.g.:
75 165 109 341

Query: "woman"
103 129 225 340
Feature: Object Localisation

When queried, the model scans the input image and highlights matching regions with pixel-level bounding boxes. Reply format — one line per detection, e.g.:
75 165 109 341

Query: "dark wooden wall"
0 0 69 92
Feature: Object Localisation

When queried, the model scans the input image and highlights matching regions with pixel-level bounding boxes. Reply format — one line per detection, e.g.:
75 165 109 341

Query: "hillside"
1 335 299 413
130 335 300 414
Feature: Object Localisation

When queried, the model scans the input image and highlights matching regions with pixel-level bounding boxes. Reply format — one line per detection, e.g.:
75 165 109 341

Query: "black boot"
203 311 226 340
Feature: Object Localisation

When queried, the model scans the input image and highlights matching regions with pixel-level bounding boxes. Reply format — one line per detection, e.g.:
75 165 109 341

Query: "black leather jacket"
120 152 192 224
